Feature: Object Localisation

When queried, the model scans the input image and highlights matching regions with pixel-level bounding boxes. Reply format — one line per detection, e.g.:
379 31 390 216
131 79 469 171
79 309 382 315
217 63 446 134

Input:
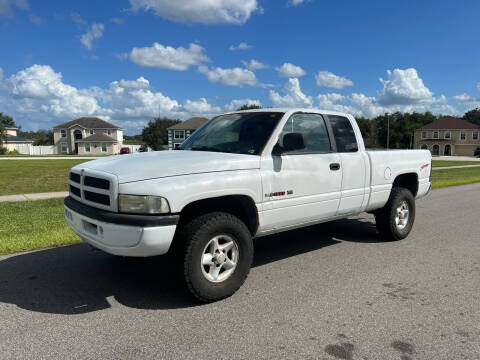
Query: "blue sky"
0 0 479 134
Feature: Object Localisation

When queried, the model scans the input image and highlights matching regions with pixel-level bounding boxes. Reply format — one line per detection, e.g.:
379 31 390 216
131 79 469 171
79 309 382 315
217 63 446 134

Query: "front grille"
84 176 109 190
68 170 116 211
69 185 81 197
84 191 110 205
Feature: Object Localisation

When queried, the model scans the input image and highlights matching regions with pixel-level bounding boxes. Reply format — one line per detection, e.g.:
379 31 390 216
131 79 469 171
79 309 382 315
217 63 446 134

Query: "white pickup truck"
64 109 432 301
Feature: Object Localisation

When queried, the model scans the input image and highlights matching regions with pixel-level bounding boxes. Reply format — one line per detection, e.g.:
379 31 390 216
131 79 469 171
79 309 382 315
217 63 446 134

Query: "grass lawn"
0 198 81 254
432 160 480 168
0 159 90 196
431 166 480 188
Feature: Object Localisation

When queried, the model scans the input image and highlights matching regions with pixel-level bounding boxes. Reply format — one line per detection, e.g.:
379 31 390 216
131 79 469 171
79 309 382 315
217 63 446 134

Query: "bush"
0 147 7 155
8 149 21 155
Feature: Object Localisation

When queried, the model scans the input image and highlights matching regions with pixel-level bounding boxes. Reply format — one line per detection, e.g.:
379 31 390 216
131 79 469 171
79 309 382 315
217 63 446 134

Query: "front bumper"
64 196 178 257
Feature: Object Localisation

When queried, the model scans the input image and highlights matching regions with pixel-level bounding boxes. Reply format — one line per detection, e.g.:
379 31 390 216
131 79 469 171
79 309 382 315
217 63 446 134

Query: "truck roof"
227 108 352 118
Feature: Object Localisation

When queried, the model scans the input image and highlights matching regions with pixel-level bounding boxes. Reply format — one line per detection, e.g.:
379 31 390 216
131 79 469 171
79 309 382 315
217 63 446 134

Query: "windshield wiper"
190 146 223 152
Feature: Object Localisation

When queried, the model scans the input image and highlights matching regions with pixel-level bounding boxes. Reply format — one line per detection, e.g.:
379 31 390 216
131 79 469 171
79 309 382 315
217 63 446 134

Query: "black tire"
179 212 253 302
375 187 416 241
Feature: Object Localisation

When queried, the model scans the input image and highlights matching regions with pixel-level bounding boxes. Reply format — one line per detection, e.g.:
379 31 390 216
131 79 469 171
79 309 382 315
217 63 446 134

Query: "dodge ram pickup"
64 109 432 302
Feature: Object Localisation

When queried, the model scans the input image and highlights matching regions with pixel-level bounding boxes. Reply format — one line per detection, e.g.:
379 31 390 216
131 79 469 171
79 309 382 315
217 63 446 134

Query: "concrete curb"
0 191 69 203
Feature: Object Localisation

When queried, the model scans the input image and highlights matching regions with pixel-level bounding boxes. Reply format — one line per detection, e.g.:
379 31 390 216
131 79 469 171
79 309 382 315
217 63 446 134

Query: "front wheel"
375 187 416 241
180 212 253 302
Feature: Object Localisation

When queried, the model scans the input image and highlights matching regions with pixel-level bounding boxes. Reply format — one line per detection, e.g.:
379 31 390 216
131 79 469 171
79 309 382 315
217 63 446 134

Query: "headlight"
118 195 170 214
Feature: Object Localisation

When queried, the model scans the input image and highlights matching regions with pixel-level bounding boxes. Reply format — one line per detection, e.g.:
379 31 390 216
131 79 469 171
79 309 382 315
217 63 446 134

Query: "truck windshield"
180 112 284 155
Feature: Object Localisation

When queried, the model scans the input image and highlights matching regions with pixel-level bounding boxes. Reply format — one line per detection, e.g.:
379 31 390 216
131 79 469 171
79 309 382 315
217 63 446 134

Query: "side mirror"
282 132 307 152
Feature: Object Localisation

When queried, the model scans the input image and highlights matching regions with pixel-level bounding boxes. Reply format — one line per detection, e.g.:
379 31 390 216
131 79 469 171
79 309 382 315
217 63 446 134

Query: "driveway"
0 183 479 359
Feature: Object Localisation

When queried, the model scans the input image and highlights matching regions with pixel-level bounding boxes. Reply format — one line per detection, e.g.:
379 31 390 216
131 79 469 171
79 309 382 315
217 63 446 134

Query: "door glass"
279 113 331 154
328 115 358 152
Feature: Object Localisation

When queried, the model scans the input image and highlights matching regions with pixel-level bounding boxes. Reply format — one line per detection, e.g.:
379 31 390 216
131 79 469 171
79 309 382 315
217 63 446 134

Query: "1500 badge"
265 190 294 197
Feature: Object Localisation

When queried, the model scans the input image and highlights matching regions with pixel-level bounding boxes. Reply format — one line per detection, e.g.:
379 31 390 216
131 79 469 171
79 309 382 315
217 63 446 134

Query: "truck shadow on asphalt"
0 216 381 315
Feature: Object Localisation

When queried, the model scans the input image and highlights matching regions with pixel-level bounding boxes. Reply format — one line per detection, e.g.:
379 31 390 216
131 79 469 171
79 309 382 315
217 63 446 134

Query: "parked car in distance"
120 147 131 155
138 145 148 152
474 148 480 157
64 108 432 302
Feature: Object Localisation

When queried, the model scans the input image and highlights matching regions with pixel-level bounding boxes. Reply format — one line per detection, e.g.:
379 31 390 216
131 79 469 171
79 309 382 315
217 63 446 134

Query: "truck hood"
73 151 261 183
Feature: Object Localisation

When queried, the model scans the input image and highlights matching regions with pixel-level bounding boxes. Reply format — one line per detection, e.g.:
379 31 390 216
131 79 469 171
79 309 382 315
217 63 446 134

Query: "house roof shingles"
168 117 208 130
53 117 121 129
421 116 479 130
75 133 118 143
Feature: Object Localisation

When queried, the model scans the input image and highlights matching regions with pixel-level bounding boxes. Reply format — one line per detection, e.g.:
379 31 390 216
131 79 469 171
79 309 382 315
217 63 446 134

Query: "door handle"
330 163 341 171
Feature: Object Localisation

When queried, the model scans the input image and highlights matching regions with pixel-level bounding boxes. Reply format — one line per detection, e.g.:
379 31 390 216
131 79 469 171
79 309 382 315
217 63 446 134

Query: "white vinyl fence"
14 144 56 155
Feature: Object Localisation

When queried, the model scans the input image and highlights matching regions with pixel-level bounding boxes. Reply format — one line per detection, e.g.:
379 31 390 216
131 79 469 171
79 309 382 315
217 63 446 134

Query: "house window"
85 143 90 152
101 143 107 152
433 131 439 139
421 131 427 139
444 131 451 139
107 130 112 135
174 130 185 139
473 131 479 140
60 142 67 153
61 129 66 138
460 131 466 140
89 129 95 135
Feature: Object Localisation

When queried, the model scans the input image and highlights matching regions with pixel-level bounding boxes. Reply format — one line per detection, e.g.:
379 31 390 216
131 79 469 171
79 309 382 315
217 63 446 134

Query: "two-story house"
414 116 480 156
53 117 123 155
1 125 33 151
167 117 208 150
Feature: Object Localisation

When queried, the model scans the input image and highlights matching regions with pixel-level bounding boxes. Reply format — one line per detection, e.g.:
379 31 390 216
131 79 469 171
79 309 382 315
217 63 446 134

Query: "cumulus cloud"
80 23 104 50
183 97 221 114
130 42 210 71
454 93 478 103
229 42 252 51
275 62 306 78
130 0 259 25
241 59 266 70
224 98 262 111
111 17 124 24
0 0 28 17
269 78 312 108
198 65 257 86
378 68 434 106
315 71 354 89
71 12 87 26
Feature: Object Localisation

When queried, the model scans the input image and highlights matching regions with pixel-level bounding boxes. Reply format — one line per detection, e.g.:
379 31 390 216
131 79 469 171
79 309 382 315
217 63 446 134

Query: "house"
53 117 123 155
1 125 33 151
414 116 480 156
167 117 208 150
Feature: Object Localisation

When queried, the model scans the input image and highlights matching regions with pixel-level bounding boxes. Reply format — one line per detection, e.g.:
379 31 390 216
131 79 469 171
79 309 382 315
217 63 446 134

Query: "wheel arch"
392 172 418 196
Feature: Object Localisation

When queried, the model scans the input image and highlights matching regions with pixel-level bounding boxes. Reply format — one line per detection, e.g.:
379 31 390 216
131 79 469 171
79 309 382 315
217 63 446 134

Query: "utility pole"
386 116 390 149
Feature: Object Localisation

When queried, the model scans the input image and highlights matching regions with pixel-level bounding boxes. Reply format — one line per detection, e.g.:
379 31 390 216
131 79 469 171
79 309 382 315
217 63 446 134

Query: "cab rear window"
328 115 358 152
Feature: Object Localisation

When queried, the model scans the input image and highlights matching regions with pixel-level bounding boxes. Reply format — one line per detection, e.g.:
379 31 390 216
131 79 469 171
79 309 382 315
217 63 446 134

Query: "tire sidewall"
185 213 253 301
388 188 416 240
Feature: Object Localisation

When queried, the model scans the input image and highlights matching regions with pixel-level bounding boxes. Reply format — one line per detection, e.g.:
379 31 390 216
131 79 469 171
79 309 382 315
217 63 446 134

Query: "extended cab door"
327 115 368 215
259 113 342 232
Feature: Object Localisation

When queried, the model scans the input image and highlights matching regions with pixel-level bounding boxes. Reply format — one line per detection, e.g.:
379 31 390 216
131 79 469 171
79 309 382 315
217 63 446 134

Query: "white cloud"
111 17 124 24
130 0 259 25
0 67 3 81
115 52 129 61
198 65 257 86
315 71 354 89
454 93 478 103
378 68 434 106
288 0 309 5
0 0 28 17
241 59 266 70
224 98 262 111
80 23 104 50
477 83 480 91
317 93 355 114
130 42 210 71
183 98 221 114
275 62 306 78
229 42 252 51
71 12 87 26
269 78 312 108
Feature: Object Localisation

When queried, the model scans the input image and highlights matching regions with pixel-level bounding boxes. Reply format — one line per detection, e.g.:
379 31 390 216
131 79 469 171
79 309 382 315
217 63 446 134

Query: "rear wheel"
179 212 253 302
375 187 415 241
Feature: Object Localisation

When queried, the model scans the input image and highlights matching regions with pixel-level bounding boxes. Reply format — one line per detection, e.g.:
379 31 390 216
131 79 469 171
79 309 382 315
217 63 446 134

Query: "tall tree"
463 108 480 125
0 113 16 127
141 117 181 150
236 104 262 111
18 129 54 145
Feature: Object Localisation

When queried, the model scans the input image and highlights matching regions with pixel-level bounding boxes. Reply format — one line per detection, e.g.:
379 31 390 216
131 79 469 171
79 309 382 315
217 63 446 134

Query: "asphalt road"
0 184 479 360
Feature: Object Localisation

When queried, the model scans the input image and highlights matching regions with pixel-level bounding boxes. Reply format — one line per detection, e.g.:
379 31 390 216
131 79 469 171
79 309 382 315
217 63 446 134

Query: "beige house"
167 117 208 150
2 126 33 151
414 116 480 156
53 117 123 155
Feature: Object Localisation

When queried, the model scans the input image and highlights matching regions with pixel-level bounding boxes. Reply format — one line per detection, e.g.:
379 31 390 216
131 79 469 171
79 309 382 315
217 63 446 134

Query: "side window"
279 113 331 154
328 115 359 152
